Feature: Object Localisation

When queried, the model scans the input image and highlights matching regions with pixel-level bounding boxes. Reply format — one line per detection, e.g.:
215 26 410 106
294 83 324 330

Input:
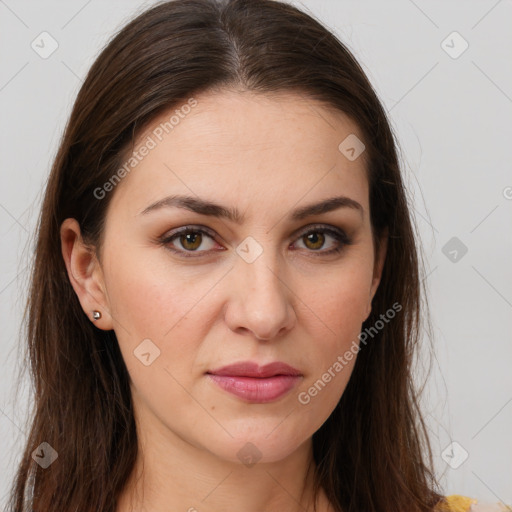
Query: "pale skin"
60 89 387 512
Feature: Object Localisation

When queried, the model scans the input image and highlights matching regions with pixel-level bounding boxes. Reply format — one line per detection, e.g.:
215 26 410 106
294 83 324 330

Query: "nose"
224 250 296 341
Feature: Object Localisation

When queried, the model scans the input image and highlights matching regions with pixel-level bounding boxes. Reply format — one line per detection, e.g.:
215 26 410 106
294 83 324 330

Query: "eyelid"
290 222 346 239
159 222 351 257
165 224 229 244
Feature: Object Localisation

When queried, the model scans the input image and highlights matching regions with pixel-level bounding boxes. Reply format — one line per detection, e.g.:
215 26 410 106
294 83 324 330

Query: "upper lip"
207 361 302 378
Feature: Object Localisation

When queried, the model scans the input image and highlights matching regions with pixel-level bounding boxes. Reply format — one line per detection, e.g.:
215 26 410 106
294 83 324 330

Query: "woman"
5 0 508 511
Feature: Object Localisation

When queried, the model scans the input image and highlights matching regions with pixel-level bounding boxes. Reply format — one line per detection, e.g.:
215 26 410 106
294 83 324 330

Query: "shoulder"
435 495 512 512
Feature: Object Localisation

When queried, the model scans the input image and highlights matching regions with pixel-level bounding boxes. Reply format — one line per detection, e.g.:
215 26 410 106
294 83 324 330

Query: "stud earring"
92 310 102 321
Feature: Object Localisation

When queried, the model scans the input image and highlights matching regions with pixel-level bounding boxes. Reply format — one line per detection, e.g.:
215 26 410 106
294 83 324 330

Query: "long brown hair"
6 0 446 510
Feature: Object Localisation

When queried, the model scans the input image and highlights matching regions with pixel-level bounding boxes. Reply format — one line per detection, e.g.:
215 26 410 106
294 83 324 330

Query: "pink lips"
206 361 302 403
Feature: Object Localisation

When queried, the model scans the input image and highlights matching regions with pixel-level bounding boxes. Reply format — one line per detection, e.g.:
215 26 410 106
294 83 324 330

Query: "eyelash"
158 224 352 259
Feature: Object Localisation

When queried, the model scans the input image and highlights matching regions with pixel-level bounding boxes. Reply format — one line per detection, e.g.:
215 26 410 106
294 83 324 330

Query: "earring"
92 310 102 321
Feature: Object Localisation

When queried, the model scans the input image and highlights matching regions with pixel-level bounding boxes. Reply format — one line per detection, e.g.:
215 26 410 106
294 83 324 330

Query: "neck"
116 412 330 512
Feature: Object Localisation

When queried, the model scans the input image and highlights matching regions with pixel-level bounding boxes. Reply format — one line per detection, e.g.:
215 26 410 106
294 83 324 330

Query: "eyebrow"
139 194 364 222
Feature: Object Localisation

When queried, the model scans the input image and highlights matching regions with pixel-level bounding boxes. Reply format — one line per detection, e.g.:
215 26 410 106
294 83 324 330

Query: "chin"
200 422 312 466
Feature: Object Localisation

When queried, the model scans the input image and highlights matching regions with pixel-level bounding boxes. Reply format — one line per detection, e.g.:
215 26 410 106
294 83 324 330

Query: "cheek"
104 246 209 331
294 263 372 399
302 262 372 335
102 249 212 378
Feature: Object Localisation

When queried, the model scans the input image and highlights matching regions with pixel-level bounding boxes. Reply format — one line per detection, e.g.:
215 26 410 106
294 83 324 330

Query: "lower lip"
207 374 301 403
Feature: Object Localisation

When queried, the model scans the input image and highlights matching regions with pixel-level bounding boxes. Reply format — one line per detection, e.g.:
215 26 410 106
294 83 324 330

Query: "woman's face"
75 90 386 464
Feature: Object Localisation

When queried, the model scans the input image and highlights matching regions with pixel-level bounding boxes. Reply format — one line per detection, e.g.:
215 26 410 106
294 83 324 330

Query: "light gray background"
1 0 511 506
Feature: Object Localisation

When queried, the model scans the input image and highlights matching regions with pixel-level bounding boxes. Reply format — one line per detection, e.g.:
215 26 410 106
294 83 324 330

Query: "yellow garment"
436 494 512 511
437 495 478 511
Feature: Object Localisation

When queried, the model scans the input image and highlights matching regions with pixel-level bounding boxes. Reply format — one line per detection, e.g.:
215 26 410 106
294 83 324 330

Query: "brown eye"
160 226 219 256
179 232 203 251
293 225 351 256
160 224 350 259
302 232 325 251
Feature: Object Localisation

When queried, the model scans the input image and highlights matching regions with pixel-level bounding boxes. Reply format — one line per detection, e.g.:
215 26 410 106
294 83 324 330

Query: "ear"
60 218 113 330
364 227 388 321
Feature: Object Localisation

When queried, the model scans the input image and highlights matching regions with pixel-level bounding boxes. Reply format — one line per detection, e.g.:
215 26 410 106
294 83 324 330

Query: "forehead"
145 89 365 159
108 89 369 219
